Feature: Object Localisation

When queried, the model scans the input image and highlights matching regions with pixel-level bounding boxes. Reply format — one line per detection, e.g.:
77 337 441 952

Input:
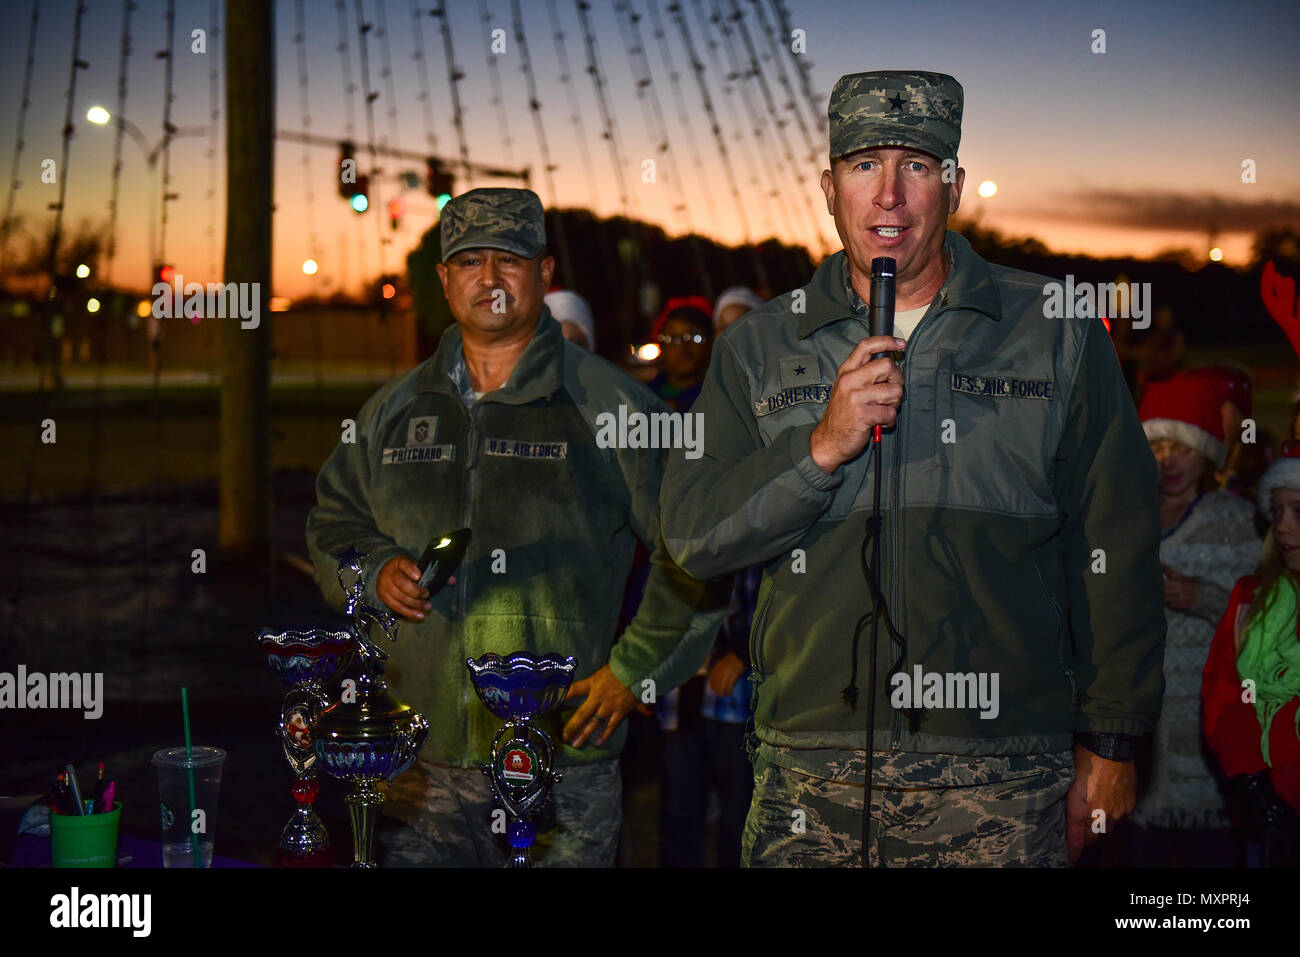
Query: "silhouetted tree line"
408 210 1299 364
953 219 1299 351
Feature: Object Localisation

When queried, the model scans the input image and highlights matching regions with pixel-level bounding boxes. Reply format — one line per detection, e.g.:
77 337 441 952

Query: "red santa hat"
1184 364 1254 417
650 295 714 340
1139 373 1227 469
1258 442 1300 518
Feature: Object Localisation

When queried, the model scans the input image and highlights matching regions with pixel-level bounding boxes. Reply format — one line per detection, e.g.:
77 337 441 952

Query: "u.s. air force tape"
484 438 568 460
950 374 1054 400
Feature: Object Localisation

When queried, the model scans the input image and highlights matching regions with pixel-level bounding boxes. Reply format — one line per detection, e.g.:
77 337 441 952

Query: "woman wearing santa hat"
1122 372 1261 863
1202 442 1300 866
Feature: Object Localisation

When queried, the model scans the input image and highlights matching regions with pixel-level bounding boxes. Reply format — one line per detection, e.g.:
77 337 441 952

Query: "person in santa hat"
1184 364 1273 504
1202 441 1300 866
648 296 714 413
1116 372 1261 864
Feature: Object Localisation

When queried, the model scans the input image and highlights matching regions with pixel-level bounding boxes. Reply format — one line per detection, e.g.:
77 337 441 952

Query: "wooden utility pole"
219 0 273 556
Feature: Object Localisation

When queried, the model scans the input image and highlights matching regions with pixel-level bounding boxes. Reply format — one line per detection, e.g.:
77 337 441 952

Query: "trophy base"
275 794 332 868
276 846 335 868
344 778 387 868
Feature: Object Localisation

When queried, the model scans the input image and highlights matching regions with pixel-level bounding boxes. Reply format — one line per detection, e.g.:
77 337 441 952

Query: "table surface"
10 832 260 868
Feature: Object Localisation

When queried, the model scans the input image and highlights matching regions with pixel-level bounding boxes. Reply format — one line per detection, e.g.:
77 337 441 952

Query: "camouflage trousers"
742 745 1075 867
375 757 621 867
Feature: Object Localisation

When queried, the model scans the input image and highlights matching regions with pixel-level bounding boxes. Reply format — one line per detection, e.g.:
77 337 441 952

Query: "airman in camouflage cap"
828 71 963 162
440 187 546 262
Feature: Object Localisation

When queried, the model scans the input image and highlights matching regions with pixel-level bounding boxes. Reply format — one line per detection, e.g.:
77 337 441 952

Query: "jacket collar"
796 230 1004 339
415 305 566 404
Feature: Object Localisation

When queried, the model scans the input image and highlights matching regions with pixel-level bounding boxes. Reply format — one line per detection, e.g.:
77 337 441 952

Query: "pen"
100 781 116 814
64 763 85 816
53 774 75 815
90 763 105 813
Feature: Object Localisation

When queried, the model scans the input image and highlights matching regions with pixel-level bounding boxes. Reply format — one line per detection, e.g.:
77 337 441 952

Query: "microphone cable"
839 257 910 867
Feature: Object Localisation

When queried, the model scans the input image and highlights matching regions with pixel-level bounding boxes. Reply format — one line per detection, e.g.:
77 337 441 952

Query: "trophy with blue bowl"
258 625 354 867
465 652 578 867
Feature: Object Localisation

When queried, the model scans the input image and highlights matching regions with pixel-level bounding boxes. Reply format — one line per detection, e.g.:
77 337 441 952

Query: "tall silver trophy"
312 547 430 868
261 547 429 868
465 652 578 868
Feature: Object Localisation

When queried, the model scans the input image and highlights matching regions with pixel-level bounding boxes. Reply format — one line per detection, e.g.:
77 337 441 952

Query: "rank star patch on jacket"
779 355 819 388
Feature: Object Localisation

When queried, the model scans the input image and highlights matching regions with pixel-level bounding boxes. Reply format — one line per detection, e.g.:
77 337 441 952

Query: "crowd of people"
1101 366 1300 866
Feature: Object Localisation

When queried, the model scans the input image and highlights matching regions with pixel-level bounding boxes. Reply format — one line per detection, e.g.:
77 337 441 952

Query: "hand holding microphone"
810 258 903 475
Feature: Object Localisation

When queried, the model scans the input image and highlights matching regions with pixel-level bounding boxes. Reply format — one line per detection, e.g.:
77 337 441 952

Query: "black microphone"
869 256 896 358
868 257 896 445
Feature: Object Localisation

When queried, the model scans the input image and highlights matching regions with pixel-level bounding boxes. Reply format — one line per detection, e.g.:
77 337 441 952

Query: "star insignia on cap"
887 92 906 111
793 364 807 376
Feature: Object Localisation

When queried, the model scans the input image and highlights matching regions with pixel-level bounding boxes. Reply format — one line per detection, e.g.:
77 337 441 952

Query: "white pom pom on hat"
1258 443 1300 518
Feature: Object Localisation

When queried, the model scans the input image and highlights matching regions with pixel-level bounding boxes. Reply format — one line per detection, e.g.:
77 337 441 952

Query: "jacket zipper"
888 397 903 752
1035 562 1077 703
459 398 480 754
886 306 940 752
750 579 775 676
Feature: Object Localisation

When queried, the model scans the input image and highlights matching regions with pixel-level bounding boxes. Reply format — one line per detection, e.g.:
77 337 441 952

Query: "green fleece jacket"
660 231 1166 757
306 309 724 768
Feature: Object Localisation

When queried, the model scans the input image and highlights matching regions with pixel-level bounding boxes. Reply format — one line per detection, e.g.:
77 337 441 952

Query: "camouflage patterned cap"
440 187 546 262
828 71 963 162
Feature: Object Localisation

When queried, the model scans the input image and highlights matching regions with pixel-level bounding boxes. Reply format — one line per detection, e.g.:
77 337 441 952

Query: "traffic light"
387 197 405 231
153 263 175 287
350 175 370 213
426 158 453 211
338 141 357 199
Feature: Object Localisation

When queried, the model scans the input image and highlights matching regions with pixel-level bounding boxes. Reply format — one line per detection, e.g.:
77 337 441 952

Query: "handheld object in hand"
417 528 472 593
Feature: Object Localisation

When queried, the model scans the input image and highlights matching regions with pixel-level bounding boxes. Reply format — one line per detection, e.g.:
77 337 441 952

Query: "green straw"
181 686 202 868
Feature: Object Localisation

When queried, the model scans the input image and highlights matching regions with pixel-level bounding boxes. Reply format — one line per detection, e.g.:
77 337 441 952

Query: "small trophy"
258 626 354 867
465 652 578 868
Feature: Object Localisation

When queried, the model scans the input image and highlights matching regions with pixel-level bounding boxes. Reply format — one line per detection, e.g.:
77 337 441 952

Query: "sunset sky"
1 0 1297 300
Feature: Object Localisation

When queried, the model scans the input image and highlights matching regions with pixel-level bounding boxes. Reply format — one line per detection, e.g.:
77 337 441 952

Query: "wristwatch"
1077 732 1137 762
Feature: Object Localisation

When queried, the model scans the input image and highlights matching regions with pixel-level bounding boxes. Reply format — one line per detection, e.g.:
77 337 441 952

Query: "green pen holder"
50 801 122 868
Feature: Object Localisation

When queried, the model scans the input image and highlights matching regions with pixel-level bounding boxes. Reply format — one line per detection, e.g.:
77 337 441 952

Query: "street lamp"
86 105 206 167
86 106 208 282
